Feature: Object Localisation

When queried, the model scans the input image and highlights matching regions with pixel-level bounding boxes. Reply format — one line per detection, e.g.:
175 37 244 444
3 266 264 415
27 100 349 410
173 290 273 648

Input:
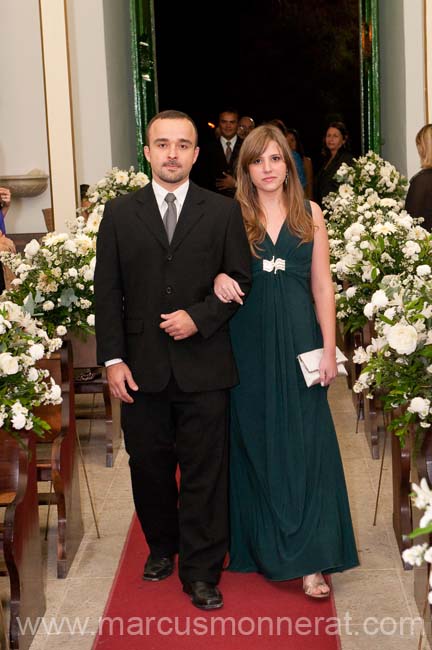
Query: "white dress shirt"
105 179 190 368
220 135 238 157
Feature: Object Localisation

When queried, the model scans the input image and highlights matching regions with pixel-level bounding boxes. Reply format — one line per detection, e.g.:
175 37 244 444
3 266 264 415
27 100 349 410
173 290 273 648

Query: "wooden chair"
35 341 84 578
74 370 121 467
0 431 45 650
68 335 121 467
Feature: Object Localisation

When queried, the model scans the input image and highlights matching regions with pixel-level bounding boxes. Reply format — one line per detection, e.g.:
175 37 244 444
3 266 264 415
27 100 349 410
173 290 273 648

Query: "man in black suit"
195 109 242 198
94 110 251 610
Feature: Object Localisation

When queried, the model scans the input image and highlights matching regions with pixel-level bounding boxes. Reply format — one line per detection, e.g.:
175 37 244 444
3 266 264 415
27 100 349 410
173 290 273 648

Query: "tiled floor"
1 380 430 649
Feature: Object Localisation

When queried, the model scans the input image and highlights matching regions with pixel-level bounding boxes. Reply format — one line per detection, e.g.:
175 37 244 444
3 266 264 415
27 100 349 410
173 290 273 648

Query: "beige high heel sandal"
303 573 331 599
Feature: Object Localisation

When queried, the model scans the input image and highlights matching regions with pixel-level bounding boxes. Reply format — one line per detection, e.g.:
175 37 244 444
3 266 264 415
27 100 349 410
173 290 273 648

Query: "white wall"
103 0 138 171
67 0 112 190
0 0 49 234
379 0 425 178
67 0 137 192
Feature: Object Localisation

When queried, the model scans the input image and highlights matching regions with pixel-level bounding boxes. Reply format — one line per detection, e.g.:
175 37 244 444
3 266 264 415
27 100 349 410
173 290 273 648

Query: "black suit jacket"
94 182 252 392
194 137 242 197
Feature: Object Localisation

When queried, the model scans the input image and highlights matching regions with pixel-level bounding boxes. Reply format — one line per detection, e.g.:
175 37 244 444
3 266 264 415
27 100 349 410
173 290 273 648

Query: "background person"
194 108 242 197
286 127 314 200
237 115 256 140
405 124 432 231
0 187 15 293
315 121 353 207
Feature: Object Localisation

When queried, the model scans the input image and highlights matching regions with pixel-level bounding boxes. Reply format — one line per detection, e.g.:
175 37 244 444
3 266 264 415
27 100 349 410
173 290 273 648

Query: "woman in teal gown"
214 124 358 597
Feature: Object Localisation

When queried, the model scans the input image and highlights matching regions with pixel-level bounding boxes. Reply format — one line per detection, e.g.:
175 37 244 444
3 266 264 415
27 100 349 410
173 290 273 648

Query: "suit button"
166 286 173 295
166 254 173 261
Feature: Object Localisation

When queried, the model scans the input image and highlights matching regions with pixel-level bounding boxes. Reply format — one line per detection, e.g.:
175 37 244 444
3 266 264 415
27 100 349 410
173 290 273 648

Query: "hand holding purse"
297 347 348 387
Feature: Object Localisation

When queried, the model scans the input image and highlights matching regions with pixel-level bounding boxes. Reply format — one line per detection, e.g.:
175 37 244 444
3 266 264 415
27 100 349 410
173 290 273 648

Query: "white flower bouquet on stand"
84 166 149 218
330 203 431 333
353 271 432 445
0 218 96 339
0 300 62 443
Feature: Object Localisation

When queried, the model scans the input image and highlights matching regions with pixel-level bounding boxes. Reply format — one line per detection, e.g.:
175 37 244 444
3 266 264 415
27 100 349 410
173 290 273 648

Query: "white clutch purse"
297 347 348 387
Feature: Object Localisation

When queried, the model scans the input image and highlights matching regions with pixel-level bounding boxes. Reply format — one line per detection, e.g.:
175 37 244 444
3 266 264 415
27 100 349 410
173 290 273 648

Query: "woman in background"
0 187 15 293
286 127 314 200
214 125 358 598
405 124 432 231
315 121 353 207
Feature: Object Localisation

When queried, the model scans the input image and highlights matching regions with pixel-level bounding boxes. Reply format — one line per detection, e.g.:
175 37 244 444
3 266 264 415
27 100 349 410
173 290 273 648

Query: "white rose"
42 300 55 311
0 353 19 375
363 303 374 319
387 323 418 355
11 412 27 430
417 265 431 277
63 239 77 253
345 286 357 299
28 343 45 361
68 268 78 278
371 289 388 309
49 384 62 402
115 171 129 185
27 367 39 382
56 325 67 336
86 314 95 327
352 347 370 364
24 239 40 257
402 240 421 258
402 543 428 567
383 307 396 320
408 397 431 418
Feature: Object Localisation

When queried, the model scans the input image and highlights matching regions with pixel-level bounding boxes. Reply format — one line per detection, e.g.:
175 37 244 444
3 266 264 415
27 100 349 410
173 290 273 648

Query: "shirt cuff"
105 358 123 367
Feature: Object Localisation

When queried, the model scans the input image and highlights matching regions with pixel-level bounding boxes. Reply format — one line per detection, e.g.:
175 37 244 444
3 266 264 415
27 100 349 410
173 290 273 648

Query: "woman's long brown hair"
235 124 314 256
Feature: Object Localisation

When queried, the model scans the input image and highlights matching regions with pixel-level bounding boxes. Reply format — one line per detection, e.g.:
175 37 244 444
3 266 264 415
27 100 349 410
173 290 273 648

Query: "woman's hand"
319 348 338 386
0 234 16 253
214 272 245 305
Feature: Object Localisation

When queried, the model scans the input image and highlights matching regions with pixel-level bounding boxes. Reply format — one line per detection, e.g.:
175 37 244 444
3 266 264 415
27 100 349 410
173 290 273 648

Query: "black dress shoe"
183 581 223 610
142 555 174 581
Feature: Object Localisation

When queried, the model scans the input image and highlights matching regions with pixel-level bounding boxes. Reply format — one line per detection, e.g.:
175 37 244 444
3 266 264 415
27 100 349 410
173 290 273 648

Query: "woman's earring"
284 171 289 185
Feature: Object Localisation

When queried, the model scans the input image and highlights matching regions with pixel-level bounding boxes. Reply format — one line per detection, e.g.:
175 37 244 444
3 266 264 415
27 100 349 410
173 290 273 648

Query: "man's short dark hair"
145 110 198 145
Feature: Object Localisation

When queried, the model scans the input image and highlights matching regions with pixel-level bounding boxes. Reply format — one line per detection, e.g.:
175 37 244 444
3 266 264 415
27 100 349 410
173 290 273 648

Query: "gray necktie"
163 193 177 243
225 141 232 163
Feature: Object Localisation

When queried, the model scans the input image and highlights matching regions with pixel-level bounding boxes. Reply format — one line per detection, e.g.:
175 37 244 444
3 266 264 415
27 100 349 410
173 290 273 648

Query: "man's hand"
106 362 138 403
160 310 198 340
215 173 236 191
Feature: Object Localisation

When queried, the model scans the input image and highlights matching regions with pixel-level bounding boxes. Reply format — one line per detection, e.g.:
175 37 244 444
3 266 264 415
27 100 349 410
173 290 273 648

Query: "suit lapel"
135 184 169 249
170 182 205 252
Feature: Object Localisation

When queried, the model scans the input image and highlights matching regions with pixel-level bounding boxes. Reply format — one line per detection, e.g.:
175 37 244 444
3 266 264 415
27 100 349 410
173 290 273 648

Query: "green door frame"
130 1 381 161
129 0 158 173
359 0 381 153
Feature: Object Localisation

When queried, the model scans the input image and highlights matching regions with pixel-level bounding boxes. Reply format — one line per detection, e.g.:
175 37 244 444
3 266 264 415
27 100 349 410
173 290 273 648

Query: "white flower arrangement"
84 166 149 218
1 217 96 338
330 200 431 332
353 273 432 444
332 150 408 199
324 152 410 333
402 478 432 602
1 167 149 341
0 300 62 443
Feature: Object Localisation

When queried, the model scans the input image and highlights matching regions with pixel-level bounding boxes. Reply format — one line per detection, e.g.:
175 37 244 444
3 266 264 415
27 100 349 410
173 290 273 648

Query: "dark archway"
153 0 361 166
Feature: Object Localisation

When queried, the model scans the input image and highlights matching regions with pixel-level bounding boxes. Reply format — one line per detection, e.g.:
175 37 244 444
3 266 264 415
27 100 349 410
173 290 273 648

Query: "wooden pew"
35 341 84 578
0 431 45 650
391 418 413 568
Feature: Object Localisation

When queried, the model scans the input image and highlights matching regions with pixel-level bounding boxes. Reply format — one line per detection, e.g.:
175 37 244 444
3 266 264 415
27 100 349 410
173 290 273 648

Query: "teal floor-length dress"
228 223 359 580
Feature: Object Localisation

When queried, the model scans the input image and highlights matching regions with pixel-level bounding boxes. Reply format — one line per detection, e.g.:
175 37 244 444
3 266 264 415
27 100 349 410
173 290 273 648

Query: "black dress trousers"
121 375 229 585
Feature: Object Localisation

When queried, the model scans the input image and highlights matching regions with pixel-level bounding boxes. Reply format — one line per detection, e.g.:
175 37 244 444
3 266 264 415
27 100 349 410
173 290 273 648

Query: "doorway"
153 0 362 168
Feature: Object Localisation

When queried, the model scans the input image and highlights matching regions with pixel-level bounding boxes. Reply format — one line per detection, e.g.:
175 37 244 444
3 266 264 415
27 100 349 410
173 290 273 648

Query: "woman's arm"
310 201 337 385
0 188 11 217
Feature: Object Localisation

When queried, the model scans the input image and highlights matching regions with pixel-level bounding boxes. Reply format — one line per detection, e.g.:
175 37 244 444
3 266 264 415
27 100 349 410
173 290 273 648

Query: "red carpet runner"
93 516 342 649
